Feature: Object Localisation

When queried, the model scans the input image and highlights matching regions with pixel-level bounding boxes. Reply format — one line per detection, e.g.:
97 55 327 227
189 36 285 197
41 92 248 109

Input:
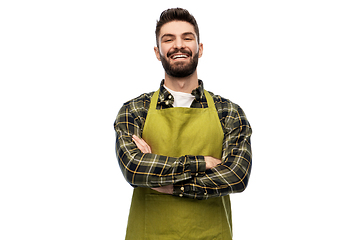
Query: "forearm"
116 133 206 187
173 129 252 200
173 160 251 199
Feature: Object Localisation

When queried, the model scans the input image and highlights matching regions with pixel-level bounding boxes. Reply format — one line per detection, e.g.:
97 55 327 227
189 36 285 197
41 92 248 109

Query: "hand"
151 185 174 194
132 135 152 153
204 156 222 170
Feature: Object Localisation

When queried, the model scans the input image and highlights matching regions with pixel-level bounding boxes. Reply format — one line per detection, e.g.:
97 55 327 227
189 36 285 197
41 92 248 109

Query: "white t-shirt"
164 85 195 108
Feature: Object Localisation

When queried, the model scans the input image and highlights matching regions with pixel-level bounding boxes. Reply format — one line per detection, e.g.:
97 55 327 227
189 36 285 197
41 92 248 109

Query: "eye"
184 37 194 41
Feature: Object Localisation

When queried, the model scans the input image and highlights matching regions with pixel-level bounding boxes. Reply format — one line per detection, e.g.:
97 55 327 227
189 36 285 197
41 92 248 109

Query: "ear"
198 43 204 58
154 46 161 61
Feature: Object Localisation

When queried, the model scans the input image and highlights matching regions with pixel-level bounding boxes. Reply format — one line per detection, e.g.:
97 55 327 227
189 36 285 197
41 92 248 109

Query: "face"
155 21 203 78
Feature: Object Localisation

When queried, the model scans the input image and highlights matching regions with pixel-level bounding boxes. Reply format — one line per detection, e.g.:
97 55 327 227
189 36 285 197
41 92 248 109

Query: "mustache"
167 49 192 58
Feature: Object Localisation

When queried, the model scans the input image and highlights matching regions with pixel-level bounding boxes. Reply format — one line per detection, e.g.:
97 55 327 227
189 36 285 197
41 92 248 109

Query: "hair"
155 8 200 47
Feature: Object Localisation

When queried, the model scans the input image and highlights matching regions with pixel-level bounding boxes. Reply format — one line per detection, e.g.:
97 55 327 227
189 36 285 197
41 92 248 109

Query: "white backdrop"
1 0 359 239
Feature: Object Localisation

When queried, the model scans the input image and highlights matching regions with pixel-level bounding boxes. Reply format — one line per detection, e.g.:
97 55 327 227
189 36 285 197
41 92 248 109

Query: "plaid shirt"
114 80 252 200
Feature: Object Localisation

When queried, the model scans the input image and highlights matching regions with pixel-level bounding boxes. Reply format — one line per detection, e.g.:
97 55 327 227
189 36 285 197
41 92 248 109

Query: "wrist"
173 183 186 198
186 155 206 176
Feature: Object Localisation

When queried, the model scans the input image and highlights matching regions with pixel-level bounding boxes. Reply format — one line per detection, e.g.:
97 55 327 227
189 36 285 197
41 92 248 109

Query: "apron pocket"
145 192 223 240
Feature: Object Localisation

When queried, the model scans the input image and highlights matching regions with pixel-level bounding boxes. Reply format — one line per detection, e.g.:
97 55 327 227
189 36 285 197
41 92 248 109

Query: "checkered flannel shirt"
114 80 252 200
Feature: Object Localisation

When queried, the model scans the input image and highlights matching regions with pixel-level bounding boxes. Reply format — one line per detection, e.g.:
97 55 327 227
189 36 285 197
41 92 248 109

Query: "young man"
114 8 252 240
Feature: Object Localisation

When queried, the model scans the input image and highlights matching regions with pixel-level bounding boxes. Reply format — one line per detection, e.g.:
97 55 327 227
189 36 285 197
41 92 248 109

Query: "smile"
171 54 190 60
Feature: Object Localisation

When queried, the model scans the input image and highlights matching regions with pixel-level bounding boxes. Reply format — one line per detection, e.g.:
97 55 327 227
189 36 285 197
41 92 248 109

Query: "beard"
159 50 199 78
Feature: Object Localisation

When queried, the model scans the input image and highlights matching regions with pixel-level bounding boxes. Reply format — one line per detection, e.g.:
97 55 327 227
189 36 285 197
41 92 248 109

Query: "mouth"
168 50 192 61
170 53 190 60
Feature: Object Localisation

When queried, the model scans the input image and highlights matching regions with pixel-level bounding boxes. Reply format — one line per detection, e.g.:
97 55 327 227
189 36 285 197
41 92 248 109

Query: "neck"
164 71 199 93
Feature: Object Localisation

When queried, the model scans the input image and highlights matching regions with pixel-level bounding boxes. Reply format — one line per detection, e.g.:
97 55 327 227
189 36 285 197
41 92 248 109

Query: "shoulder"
207 91 246 116
114 91 155 125
206 90 251 128
121 91 155 112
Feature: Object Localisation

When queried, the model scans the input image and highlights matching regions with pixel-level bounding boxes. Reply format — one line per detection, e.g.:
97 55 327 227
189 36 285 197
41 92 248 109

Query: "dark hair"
155 8 200 47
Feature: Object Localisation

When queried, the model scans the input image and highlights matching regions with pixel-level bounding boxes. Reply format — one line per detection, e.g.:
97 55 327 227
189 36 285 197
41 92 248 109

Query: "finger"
132 135 145 147
141 140 151 153
132 135 141 143
151 185 173 194
132 135 152 153
134 136 151 153
132 135 146 151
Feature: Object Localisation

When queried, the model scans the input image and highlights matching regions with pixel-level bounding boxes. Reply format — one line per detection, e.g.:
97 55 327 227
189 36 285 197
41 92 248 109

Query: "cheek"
159 46 170 57
189 43 199 54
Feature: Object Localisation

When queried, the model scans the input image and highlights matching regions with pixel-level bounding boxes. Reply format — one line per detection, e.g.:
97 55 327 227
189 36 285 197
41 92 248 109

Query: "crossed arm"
114 98 252 200
132 135 221 194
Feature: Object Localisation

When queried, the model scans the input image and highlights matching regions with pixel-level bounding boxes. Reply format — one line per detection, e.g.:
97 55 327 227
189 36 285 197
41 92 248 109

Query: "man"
114 8 252 240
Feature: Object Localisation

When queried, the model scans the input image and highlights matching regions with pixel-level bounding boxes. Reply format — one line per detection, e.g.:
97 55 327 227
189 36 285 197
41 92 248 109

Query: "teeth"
172 54 188 59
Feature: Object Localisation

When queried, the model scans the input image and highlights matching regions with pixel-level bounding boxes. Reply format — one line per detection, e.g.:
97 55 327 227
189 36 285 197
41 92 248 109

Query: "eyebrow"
182 32 196 37
160 32 196 40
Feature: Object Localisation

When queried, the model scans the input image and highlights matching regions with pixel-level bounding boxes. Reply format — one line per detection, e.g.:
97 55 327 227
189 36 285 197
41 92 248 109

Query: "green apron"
125 90 232 240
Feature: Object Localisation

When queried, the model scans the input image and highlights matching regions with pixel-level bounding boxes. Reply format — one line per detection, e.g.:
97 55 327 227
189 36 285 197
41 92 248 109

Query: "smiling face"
155 21 203 78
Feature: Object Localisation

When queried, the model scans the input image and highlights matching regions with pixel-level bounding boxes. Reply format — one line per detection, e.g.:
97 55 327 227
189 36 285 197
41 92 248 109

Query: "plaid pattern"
114 80 252 200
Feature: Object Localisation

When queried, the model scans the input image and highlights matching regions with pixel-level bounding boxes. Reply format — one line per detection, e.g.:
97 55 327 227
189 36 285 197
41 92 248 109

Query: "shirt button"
180 187 184 191
179 194 183 197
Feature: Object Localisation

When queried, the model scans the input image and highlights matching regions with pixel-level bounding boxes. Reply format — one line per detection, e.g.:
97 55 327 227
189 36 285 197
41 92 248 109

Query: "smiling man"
156 21 201 80
114 8 252 240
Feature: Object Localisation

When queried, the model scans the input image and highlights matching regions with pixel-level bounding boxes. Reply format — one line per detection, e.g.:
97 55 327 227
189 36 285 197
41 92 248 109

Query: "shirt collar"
158 79 205 104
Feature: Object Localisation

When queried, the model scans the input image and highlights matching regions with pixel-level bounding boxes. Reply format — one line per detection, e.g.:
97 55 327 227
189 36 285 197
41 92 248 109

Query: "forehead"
159 21 196 37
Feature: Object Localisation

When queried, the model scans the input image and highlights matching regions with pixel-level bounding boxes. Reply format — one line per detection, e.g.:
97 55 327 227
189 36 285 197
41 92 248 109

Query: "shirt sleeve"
173 103 252 200
114 99 206 188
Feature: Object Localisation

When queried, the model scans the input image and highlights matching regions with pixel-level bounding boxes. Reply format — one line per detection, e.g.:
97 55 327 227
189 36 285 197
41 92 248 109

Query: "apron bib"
125 90 232 240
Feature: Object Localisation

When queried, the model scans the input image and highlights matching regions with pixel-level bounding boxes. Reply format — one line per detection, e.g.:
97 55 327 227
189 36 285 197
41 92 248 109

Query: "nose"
174 37 185 49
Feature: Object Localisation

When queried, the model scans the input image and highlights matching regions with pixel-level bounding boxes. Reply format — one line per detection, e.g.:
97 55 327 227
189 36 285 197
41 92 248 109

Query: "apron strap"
204 90 216 110
149 89 160 110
